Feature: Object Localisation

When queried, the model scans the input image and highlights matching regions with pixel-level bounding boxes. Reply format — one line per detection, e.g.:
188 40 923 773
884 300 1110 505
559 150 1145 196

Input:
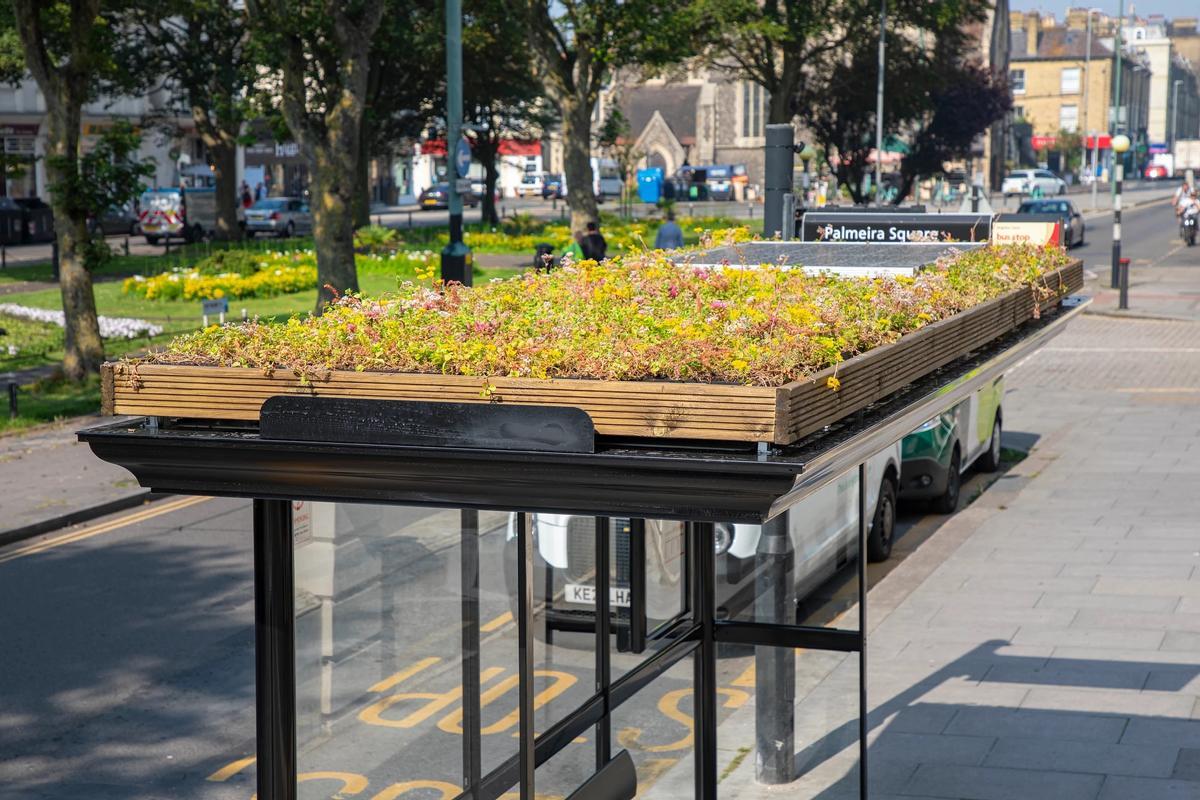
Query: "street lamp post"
1171 79 1183 151
1082 10 1094 185
440 0 473 286
874 0 886 207
1112 0 1124 203
1111 133 1131 308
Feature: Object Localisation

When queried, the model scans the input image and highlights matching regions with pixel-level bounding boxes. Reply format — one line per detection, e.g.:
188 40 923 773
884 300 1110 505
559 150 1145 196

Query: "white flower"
0 303 163 339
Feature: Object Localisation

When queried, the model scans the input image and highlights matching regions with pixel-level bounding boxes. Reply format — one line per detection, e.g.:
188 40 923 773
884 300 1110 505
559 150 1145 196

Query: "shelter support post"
754 512 796 784
253 499 297 800
692 522 718 800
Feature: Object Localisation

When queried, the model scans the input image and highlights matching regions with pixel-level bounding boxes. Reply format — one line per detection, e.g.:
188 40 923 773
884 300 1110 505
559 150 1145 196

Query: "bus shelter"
79 298 1085 800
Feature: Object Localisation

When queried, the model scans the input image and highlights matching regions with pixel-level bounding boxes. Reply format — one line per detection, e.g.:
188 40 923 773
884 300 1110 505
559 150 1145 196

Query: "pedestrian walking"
254 182 265 202
582 221 607 261
654 210 684 250
240 182 253 209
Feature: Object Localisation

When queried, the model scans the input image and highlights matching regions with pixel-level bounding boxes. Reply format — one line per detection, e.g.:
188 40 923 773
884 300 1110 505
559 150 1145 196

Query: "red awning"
1085 134 1112 150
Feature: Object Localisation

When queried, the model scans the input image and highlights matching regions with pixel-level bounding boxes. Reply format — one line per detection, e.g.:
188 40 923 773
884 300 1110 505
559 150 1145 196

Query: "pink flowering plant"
145 245 1070 387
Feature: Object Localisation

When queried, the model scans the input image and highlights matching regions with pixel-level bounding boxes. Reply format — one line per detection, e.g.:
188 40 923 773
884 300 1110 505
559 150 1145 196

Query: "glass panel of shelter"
286 496 866 800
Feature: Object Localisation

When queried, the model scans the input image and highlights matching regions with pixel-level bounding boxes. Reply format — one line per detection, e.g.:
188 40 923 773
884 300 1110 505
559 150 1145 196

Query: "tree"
10 0 134 380
694 0 873 124
523 0 696 233
802 0 997 204
597 104 642 217
354 0 441 228
246 0 384 313
1053 129 1084 175
464 0 550 226
892 60 1010 203
123 0 255 240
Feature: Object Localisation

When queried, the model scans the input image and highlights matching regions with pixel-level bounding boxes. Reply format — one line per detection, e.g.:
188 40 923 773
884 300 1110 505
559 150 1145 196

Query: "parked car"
542 173 566 199
516 173 544 198
900 377 1005 513
1001 169 1067 197
88 205 139 237
1016 198 1085 247
418 183 480 210
244 197 312 238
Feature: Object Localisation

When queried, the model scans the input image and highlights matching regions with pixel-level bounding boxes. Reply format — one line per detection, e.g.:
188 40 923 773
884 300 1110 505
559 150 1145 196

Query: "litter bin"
0 197 24 246
15 198 54 243
637 168 663 204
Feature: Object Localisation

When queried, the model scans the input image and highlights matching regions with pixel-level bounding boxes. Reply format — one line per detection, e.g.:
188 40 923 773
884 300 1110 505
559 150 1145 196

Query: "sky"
1008 0 1199 19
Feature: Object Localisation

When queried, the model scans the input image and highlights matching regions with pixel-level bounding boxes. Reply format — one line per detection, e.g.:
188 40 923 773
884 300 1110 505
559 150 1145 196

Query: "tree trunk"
311 149 360 313
352 121 371 229
479 139 500 226
44 101 104 381
209 135 241 241
561 95 598 234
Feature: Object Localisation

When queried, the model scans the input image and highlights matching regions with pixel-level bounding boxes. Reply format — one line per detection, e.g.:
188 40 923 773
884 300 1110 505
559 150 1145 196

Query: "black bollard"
8 381 17 419
763 124 795 238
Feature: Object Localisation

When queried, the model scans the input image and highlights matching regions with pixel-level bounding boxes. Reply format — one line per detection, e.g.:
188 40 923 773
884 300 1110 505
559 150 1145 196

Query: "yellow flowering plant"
145 245 1070 387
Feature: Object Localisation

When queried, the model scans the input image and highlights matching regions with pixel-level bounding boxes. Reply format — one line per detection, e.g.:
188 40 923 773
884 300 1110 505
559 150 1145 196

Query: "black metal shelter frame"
80 299 1086 800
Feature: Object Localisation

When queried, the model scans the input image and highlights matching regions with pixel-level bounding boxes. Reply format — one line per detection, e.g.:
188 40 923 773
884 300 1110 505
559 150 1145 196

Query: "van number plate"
565 584 631 608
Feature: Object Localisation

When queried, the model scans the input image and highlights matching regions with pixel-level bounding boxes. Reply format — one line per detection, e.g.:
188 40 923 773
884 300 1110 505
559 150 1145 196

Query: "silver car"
1001 169 1067 198
244 197 312 238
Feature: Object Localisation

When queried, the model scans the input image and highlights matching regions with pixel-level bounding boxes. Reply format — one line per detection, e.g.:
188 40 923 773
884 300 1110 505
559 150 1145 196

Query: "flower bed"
104 246 1081 444
122 248 436 301
0 303 162 339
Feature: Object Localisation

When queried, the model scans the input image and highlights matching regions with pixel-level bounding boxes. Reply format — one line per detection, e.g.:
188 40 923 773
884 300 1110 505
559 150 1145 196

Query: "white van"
138 187 217 244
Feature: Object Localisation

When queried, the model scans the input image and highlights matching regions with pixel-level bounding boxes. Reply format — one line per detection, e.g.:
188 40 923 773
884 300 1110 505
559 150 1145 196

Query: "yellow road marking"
480 611 513 632
359 667 505 729
731 663 755 688
373 779 459 800
0 495 210 565
207 754 255 782
369 657 441 694
251 771 371 799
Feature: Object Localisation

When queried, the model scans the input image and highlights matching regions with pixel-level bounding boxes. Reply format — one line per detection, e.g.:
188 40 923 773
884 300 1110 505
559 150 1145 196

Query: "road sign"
800 212 992 244
202 298 229 316
454 137 472 179
454 178 473 194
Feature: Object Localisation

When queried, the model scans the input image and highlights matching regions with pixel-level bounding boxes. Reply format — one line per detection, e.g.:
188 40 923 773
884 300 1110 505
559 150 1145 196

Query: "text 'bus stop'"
79 291 1085 800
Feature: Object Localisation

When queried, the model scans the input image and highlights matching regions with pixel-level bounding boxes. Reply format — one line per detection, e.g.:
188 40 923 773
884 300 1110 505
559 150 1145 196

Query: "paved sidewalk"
0 417 154 543
702 327 1200 799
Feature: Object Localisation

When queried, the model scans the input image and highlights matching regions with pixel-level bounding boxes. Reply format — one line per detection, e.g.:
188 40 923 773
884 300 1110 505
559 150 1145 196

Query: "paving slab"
0 416 151 543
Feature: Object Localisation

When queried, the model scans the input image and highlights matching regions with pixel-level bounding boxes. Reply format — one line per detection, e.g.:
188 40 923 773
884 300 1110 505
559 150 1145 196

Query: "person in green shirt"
562 230 586 262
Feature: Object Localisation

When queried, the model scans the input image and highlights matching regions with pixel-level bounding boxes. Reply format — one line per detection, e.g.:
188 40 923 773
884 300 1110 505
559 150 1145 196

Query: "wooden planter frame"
103 261 1082 445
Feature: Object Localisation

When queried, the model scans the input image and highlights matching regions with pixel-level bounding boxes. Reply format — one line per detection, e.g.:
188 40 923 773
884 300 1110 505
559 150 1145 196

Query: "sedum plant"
143 245 1070 387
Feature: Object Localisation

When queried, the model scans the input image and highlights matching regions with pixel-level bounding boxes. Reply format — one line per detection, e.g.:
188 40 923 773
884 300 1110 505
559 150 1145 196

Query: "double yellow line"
0 495 210 565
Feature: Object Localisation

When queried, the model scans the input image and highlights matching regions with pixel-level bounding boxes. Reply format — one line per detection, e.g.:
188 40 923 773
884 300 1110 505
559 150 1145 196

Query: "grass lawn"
0 374 102 434
0 261 521 376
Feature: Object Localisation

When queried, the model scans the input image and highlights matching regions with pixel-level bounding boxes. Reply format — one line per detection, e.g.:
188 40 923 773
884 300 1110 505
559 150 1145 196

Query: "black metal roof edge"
79 430 799 523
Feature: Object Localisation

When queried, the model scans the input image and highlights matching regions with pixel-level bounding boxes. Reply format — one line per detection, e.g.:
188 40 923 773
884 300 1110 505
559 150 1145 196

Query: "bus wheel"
867 477 897 563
